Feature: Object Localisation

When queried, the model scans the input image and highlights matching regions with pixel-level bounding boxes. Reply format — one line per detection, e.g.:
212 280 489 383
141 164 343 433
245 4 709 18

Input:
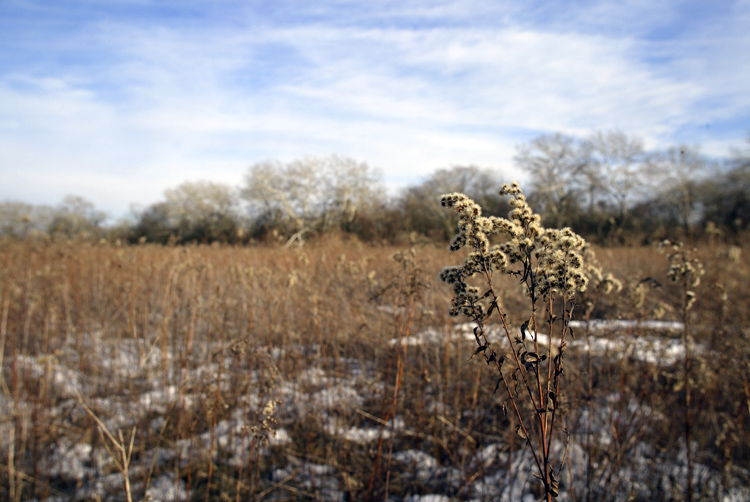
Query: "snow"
569 319 684 332
393 319 698 366
324 417 404 444
7 319 747 502
146 473 188 502
404 495 454 502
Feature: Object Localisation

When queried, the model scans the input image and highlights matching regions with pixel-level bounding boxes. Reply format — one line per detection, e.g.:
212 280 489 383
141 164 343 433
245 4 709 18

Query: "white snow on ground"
139 385 180 413
308 385 364 411
270 427 292 446
569 319 684 332
404 495 454 502
394 449 439 470
387 326 477 346
16 355 82 398
272 461 345 502
8 321 749 502
583 333 695 365
395 320 698 366
325 416 405 444
45 441 93 480
145 472 188 502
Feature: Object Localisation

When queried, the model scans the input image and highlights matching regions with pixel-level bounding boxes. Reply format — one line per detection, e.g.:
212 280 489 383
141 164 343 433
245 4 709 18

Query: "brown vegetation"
0 234 748 501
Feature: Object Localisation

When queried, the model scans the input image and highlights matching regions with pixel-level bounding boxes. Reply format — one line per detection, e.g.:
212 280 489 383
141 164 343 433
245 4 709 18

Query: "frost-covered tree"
48 195 106 238
0 200 55 237
241 155 382 242
141 180 242 243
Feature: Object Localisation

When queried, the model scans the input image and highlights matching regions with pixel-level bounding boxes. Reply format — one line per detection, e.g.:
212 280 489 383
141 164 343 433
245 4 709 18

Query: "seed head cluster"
661 241 704 288
659 240 704 311
583 247 623 295
440 183 610 500
440 182 590 318
534 227 588 297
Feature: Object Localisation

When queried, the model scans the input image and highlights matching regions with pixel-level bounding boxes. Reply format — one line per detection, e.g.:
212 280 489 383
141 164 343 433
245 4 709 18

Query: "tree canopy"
3 132 749 245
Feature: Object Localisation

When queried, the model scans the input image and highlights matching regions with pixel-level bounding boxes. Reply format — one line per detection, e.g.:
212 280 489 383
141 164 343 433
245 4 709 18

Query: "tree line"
2 131 749 246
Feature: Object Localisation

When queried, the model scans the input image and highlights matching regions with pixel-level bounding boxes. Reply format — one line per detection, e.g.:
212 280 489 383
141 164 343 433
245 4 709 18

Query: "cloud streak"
1 0 748 217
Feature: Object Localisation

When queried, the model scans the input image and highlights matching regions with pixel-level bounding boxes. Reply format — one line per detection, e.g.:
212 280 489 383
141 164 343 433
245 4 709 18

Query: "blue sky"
2 0 749 219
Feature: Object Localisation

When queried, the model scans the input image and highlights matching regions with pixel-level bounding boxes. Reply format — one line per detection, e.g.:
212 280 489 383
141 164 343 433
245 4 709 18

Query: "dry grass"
0 236 748 501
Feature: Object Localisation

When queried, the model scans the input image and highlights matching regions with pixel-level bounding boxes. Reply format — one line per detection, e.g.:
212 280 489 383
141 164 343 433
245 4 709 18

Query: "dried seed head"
441 183 597 318
662 240 705 292
685 290 697 311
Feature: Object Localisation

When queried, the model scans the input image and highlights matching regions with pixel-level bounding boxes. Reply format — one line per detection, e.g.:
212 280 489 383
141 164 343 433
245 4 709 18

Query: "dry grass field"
1 236 749 501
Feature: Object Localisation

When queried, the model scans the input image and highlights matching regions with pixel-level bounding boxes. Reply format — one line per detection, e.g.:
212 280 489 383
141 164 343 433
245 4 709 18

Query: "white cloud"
1 0 748 217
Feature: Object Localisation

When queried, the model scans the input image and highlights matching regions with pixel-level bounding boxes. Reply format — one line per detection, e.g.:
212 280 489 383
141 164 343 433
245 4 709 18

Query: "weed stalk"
440 183 598 499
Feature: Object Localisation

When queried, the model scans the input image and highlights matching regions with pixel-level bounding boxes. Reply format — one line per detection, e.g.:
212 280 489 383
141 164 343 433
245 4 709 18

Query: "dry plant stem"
236 389 252 502
205 359 224 502
459 366 482 477
661 240 702 502
479 265 543 422
0 297 14 500
366 249 425 502
585 328 594 502
508 277 560 437
440 186 591 500
8 424 16 502
473 260 551 499
683 305 693 502
491 303 547 485
0 464 60 499
0 296 9 392
144 415 171 498
578 293 601 502
75 390 136 502
545 298 573 477
384 297 416 500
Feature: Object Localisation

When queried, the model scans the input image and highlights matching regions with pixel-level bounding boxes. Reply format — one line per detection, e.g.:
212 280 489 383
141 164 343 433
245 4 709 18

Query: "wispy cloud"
1 0 748 217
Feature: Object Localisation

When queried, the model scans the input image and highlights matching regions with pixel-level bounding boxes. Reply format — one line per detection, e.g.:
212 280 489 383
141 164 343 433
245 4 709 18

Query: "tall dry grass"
0 235 748 501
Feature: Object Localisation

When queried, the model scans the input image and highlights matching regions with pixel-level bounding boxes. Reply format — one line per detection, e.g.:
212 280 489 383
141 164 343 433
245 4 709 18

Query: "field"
1 236 749 501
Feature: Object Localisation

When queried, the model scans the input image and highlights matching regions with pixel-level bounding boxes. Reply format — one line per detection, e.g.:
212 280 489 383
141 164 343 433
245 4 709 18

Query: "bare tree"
647 146 709 237
587 130 648 225
161 180 241 243
316 156 382 229
242 160 316 233
514 133 592 227
163 181 238 224
586 130 648 240
700 133 750 233
729 132 750 170
130 202 173 244
129 181 241 244
241 155 382 244
0 201 55 237
396 165 507 241
48 195 107 238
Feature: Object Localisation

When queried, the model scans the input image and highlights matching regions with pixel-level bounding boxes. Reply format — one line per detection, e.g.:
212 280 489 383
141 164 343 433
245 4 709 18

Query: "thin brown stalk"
75 390 136 502
683 306 693 502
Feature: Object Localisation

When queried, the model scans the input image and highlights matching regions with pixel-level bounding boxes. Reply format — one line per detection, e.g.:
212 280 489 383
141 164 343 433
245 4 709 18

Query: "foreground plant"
440 182 590 500
659 240 704 502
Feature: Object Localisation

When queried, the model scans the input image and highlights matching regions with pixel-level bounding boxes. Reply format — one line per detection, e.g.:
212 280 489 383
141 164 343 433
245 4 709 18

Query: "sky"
1 0 749 220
